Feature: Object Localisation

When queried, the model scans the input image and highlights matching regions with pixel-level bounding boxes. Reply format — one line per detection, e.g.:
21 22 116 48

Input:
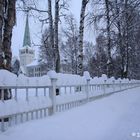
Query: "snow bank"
90 74 108 84
0 70 139 87
47 70 57 79
1 87 140 140
17 74 51 87
0 97 52 117
0 70 17 86
56 73 87 86
0 70 51 87
56 93 86 105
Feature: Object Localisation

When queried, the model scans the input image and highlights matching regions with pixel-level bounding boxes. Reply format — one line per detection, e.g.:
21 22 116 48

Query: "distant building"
26 60 47 77
19 14 71 77
19 15 47 77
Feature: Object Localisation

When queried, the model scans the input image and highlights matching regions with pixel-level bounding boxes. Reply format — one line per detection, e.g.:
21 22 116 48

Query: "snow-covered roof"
26 59 40 67
20 46 34 50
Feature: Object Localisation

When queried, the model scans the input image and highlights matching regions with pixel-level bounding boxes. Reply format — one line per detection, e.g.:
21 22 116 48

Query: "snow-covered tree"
88 0 140 79
11 56 20 76
61 14 79 74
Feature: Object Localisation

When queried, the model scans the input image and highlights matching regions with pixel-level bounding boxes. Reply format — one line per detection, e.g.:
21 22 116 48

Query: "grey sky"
12 0 95 58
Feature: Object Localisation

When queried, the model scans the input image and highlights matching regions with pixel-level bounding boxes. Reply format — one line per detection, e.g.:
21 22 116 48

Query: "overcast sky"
12 0 95 58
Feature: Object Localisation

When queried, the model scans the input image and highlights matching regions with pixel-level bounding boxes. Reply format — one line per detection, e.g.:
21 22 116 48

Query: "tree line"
87 0 140 79
1 0 140 80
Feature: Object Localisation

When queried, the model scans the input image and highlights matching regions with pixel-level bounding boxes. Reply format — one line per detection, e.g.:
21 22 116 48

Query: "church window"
26 49 28 53
21 50 25 54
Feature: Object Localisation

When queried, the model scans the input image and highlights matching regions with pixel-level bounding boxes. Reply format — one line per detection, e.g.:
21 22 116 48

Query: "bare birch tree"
47 0 55 70
0 0 4 69
104 0 112 78
0 0 16 106
61 14 79 74
54 0 60 72
77 0 89 76
3 0 16 71
0 0 16 71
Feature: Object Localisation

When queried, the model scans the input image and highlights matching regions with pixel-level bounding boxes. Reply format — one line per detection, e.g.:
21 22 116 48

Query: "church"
19 15 47 77
18 14 71 77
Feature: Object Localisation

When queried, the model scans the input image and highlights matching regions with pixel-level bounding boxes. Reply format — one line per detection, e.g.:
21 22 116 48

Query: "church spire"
23 14 31 47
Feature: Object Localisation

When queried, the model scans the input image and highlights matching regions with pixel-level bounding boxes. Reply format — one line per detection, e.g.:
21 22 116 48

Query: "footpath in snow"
0 87 140 140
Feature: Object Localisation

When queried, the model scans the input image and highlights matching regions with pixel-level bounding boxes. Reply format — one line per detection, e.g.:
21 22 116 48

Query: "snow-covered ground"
0 87 140 140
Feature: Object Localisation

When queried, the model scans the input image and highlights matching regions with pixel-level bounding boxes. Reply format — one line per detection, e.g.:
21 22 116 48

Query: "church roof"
23 14 31 47
26 59 40 67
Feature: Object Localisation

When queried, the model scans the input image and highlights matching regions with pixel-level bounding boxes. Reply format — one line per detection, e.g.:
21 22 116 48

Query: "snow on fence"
0 70 140 132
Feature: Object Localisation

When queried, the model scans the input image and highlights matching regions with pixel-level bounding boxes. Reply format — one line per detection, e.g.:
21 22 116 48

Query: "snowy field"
0 87 140 140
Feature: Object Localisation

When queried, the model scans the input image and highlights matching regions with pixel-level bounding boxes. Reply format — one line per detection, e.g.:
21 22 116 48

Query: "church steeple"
19 12 35 73
23 14 31 47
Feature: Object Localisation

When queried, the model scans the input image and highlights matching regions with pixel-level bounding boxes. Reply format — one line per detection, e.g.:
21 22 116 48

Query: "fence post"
103 80 106 94
112 80 115 92
1 89 4 102
48 71 57 115
86 79 90 102
1 118 5 132
126 81 129 89
15 88 17 101
36 79 38 97
15 78 18 101
26 78 29 101
119 81 122 90
83 71 91 102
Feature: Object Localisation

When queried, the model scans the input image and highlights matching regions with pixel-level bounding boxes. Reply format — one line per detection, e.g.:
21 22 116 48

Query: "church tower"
19 14 35 73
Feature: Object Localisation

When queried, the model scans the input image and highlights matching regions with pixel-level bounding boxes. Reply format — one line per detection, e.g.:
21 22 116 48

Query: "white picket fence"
0 70 140 132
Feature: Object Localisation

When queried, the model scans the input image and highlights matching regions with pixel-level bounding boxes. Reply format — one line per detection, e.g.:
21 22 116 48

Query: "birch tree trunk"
48 0 55 70
115 0 124 78
105 0 112 78
54 0 60 72
0 0 4 69
0 0 16 112
124 0 129 78
47 0 61 72
3 0 16 71
77 0 88 76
